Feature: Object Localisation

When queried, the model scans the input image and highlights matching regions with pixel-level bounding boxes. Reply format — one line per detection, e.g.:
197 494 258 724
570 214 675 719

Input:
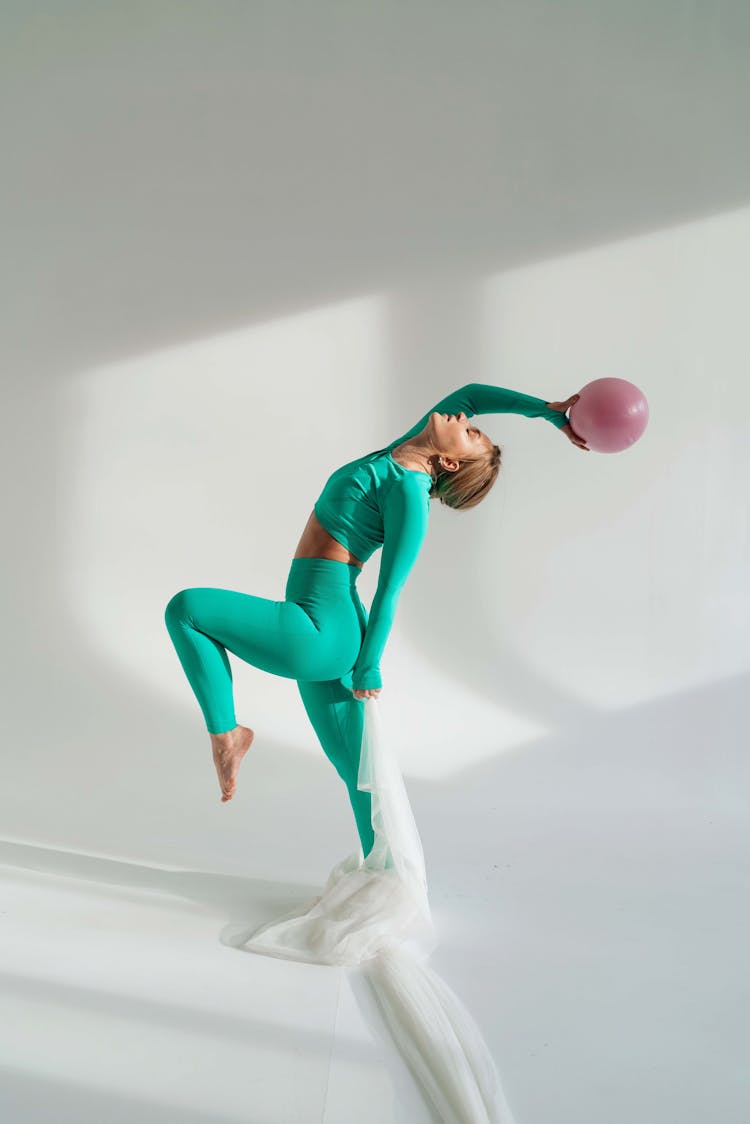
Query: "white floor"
0 854 435 1124
2 721 748 1124
2 659 748 1124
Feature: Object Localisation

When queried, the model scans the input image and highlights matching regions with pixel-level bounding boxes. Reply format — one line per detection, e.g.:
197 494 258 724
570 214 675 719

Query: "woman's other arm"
351 475 430 695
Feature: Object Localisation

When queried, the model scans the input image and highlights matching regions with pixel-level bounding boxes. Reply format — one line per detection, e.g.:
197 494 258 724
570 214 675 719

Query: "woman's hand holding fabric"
353 687 382 699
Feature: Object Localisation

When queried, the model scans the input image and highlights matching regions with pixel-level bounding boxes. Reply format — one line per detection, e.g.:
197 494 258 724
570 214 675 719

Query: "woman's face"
429 411 492 467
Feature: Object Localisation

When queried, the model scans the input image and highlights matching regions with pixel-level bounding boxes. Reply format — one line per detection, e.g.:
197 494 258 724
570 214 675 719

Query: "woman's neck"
391 436 436 474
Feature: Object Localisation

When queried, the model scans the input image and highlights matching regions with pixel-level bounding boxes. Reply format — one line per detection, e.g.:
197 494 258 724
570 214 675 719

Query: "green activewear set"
164 383 569 855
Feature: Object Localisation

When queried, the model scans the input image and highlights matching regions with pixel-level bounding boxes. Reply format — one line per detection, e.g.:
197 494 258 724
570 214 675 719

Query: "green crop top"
313 383 569 691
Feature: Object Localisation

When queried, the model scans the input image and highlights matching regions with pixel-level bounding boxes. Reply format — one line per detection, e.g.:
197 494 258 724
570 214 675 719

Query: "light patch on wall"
57 294 387 751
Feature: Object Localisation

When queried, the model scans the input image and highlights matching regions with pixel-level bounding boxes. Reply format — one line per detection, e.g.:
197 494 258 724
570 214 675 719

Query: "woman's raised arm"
387 382 571 449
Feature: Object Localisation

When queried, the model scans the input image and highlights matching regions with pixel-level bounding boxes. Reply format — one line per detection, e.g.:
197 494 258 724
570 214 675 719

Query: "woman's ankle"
210 725 238 743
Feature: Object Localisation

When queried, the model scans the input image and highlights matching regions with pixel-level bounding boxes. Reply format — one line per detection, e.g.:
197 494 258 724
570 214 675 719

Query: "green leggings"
164 557 374 856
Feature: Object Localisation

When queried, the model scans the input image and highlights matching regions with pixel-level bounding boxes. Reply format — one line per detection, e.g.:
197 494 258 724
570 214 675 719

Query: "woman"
164 382 587 858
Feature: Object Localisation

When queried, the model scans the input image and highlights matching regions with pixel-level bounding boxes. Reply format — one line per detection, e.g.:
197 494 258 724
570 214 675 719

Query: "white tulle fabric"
225 700 517 1124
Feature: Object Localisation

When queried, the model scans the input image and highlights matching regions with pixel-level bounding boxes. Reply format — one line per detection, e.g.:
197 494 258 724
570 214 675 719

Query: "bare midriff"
293 509 364 569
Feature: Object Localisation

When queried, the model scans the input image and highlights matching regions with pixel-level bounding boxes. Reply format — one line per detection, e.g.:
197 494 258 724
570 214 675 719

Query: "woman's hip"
284 557 367 680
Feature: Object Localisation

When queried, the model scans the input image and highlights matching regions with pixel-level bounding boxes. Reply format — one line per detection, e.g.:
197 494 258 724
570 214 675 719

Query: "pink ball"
568 377 649 453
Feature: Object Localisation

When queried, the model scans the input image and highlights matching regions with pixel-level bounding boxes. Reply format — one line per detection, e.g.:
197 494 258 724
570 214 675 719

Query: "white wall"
2 4 749 1122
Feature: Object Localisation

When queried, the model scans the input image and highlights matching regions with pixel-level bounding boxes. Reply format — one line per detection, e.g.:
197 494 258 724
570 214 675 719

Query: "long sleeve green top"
313 383 568 691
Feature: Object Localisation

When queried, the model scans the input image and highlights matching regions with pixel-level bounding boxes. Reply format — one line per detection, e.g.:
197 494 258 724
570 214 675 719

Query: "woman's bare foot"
210 725 254 802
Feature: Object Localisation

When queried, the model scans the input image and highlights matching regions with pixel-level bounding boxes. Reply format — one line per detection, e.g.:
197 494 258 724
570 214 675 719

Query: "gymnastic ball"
568 377 649 453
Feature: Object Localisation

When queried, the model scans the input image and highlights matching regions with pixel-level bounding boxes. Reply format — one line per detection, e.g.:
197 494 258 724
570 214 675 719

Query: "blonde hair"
428 441 502 510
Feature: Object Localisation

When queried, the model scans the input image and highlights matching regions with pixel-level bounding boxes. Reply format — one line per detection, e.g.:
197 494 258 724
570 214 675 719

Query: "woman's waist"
286 556 365 604
293 509 365 569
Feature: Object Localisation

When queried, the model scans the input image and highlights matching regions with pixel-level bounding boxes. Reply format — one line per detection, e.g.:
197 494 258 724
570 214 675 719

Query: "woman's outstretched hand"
353 688 382 700
546 394 590 450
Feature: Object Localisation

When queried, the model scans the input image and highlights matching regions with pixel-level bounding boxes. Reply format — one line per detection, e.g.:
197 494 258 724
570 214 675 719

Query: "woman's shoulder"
383 469 432 515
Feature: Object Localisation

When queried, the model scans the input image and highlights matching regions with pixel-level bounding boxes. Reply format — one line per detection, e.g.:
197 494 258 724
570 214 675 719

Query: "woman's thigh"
166 585 361 682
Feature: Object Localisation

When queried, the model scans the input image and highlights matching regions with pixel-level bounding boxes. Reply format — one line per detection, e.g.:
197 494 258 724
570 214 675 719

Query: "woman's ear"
438 456 460 474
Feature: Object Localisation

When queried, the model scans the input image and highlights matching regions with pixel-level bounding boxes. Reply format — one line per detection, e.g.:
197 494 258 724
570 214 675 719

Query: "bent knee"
164 588 195 626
